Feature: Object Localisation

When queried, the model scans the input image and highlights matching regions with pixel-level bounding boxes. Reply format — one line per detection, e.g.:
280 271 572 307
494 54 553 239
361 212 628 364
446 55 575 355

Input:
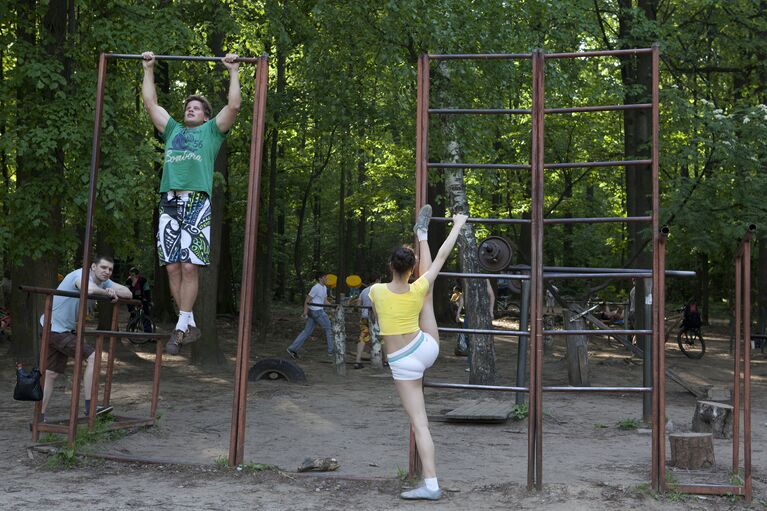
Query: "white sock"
175 311 192 332
424 477 439 491
416 229 428 241
188 312 196 328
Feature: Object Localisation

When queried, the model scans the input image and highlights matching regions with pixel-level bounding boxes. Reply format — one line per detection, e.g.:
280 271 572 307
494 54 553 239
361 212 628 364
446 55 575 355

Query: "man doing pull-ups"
141 51 241 355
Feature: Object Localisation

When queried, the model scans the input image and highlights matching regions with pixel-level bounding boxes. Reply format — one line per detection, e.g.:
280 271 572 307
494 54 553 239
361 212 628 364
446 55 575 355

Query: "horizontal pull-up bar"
439 326 529 336
428 162 531 170
431 217 531 225
428 53 532 61
544 216 652 224
426 47 653 62
545 48 654 58
545 271 651 279
544 159 653 169
84 329 169 340
429 104 652 115
423 381 652 393
105 53 263 64
545 329 652 336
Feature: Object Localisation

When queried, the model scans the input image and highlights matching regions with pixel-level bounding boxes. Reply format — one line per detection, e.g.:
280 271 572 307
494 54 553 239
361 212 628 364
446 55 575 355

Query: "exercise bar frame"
24 53 268 461
413 46 671 493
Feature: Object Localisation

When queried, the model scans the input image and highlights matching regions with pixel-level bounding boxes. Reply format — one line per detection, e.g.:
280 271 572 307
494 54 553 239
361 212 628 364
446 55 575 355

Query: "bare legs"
41 352 96 415
394 378 437 478
165 262 199 312
418 239 439 342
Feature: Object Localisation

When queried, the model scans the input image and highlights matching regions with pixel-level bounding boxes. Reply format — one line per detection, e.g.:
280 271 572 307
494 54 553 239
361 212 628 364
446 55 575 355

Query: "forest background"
2 0 766 372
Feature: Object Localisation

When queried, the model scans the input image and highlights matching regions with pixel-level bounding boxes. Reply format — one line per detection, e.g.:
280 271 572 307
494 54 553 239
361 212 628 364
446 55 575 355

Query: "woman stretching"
369 206 468 500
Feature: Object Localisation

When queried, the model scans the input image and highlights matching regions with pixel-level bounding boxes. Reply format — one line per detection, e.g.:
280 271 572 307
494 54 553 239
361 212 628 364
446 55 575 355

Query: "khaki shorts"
46 331 94 374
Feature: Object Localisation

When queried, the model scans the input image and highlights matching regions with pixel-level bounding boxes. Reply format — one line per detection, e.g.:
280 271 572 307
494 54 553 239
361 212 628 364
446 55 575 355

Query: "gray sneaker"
400 484 441 500
166 329 184 355
413 204 432 236
184 325 201 344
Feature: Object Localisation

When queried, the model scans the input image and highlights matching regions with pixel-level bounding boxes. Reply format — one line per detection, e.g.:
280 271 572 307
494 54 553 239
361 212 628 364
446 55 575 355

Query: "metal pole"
67 52 108 447
527 48 546 491
516 280 530 405
103 305 120 406
733 257 741 471
105 53 262 64
32 295 53 442
743 238 753 501
228 56 269 466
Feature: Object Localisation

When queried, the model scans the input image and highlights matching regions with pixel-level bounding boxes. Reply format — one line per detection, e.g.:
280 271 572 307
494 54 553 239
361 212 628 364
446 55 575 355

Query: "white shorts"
387 331 439 380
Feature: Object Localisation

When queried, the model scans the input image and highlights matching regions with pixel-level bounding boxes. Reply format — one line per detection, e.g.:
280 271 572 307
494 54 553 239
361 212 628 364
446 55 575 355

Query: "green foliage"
2 0 765 312
45 414 127 469
510 403 529 421
616 418 640 430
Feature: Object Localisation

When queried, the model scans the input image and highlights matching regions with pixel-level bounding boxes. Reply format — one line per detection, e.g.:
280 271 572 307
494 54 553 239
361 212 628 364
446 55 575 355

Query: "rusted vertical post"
150 329 163 421
32 294 54 441
103 304 120 406
743 237 752 502
88 336 104 429
527 48 545 491
733 256 741 471
409 54 430 479
228 55 269 466
654 228 668 490
68 52 108 448
649 44 663 491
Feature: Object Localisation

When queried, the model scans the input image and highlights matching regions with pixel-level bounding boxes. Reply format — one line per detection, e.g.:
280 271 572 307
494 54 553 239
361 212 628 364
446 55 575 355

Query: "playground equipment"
411 46 753 501
21 53 268 460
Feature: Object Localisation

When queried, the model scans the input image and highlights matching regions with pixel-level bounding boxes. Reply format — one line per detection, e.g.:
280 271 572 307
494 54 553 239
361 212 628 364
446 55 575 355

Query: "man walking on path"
141 51 241 356
287 272 334 359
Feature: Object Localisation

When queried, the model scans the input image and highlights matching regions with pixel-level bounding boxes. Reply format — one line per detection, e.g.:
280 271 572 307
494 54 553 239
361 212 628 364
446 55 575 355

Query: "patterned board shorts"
359 317 370 344
157 191 212 266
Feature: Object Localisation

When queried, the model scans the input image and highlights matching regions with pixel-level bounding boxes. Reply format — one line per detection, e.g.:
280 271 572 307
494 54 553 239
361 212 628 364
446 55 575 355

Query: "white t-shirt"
359 285 372 318
307 283 328 311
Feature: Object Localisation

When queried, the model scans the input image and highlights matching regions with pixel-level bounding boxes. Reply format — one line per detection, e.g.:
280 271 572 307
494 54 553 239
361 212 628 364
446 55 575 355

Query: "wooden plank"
445 400 516 422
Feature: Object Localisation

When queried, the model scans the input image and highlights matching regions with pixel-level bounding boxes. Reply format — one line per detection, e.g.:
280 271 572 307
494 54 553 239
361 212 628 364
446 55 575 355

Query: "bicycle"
126 305 156 344
664 303 705 359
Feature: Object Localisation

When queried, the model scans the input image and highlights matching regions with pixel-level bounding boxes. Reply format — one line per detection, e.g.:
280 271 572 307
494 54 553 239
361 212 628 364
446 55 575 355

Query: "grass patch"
594 423 608 429
510 403 528 421
616 418 640 430
239 462 277 473
46 414 128 469
214 455 229 468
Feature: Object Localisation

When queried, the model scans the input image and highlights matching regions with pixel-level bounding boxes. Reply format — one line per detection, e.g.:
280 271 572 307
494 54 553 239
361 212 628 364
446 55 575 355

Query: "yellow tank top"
369 276 430 335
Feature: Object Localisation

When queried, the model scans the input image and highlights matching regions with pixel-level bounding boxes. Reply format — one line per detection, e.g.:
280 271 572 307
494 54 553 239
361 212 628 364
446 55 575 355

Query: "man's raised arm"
215 53 241 133
141 51 170 133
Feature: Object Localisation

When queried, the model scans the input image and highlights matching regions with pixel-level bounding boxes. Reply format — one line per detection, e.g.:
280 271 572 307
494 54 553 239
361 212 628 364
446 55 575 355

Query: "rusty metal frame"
413 46 668 492
21 286 166 443
674 225 754 502
21 53 268 461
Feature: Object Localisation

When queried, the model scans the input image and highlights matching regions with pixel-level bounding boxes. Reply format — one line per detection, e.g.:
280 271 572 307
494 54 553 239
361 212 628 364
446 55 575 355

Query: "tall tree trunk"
620 0 656 273
436 63 495 383
9 0 65 362
190 26 229 367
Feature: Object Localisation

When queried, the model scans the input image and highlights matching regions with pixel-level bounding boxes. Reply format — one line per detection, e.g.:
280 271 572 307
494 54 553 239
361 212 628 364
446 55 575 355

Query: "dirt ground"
1 304 766 510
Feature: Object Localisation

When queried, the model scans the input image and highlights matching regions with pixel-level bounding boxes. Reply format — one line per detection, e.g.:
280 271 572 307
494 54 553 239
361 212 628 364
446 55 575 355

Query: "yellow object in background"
325 273 337 288
346 275 362 287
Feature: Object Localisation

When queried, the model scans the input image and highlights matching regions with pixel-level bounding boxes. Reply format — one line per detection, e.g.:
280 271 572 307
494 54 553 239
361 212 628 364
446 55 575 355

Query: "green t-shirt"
160 117 226 197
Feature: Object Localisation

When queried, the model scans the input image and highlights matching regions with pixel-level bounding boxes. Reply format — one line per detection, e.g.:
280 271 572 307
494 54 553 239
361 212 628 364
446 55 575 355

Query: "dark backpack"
683 302 702 329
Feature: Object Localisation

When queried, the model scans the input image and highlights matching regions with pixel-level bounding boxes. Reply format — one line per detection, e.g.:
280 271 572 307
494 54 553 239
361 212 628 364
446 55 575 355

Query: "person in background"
125 267 152 333
286 271 334 359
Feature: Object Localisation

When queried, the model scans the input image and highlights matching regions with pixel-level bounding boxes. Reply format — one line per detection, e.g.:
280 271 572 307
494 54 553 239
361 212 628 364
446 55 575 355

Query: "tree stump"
692 400 733 439
370 317 383 369
564 309 589 386
669 432 715 469
333 305 346 376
